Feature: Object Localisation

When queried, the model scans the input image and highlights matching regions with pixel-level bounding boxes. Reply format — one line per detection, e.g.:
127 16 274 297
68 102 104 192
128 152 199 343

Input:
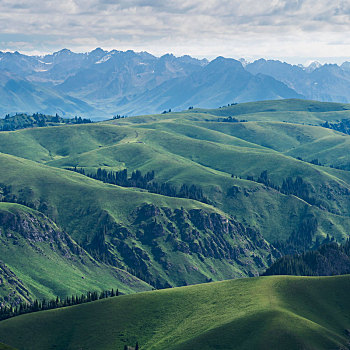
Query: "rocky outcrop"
85 203 281 288
0 261 31 306
0 208 85 260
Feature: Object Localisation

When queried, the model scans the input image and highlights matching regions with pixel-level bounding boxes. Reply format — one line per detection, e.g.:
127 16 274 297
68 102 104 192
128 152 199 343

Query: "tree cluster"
67 167 210 204
297 156 349 171
0 113 92 131
273 214 319 255
321 119 350 135
0 288 119 321
217 116 248 123
112 115 127 120
263 239 350 277
218 102 238 108
247 170 315 206
280 176 315 205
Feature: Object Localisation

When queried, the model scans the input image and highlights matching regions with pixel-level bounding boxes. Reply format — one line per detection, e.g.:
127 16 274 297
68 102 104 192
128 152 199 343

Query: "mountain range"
2 49 350 118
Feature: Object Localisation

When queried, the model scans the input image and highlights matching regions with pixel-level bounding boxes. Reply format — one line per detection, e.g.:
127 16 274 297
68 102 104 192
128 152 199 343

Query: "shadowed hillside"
0 275 350 350
263 240 350 277
0 202 151 305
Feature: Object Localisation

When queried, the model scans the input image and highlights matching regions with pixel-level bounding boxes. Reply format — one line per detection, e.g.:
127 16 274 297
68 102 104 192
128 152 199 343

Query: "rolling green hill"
1 101 350 243
1 99 350 296
0 275 350 350
0 153 278 289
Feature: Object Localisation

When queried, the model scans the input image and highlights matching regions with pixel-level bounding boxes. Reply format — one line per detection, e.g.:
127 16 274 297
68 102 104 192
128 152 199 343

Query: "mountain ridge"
0 50 303 118
2 49 350 118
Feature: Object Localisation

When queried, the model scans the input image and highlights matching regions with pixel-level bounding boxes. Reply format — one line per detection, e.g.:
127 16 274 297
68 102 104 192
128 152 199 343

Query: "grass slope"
0 202 150 303
0 275 350 350
0 153 277 286
1 106 350 243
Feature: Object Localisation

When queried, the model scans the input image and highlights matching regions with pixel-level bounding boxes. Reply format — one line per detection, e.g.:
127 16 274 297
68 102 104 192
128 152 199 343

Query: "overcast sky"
1 0 350 64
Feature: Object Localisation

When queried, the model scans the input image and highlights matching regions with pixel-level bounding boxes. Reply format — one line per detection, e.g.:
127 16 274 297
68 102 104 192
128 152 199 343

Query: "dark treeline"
112 114 128 120
245 170 315 205
0 287 120 321
263 239 350 277
246 170 316 205
296 156 322 166
321 119 350 135
218 102 238 108
67 167 210 204
0 113 92 131
217 116 248 123
273 214 319 255
296 156 347 171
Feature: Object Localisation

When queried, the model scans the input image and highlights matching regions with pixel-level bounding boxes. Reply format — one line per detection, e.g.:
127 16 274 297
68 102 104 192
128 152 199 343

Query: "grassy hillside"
1 101 350 245
0 153 277 288
0 99 350 292
0 275 350 350
0 202 150 304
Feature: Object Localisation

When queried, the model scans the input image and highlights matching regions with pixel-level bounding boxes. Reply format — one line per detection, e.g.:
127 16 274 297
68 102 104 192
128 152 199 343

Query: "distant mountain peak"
53 48 73 56
239 58 249 67
209 56 243 69
89 47 107 55
306 61 322 72
341 61 350 72
160 53 176 60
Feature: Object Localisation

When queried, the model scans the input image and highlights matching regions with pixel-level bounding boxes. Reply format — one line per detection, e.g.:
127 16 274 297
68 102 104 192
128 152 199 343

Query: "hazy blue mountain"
0 51 39 76
112 57 303 115
0 71 96 117
246 59 350 103
56 50 208 101
3 49 350 118
341 61 350 71
0 50 301 118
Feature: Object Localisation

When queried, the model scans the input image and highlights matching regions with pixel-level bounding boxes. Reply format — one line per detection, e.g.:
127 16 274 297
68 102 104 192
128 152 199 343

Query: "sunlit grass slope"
1 275 350 350
0 202 151 302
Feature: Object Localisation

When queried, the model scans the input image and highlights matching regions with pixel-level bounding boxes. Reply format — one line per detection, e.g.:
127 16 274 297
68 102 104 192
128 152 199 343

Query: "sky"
1 0 350 64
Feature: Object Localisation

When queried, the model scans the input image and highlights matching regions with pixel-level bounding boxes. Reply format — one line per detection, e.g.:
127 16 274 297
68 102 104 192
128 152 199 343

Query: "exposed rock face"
0 209 84 260
87 203 281 288
0 261 31 306
0 205 100 305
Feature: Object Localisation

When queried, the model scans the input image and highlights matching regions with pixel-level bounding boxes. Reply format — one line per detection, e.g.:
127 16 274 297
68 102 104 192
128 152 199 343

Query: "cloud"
0 0 350 62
